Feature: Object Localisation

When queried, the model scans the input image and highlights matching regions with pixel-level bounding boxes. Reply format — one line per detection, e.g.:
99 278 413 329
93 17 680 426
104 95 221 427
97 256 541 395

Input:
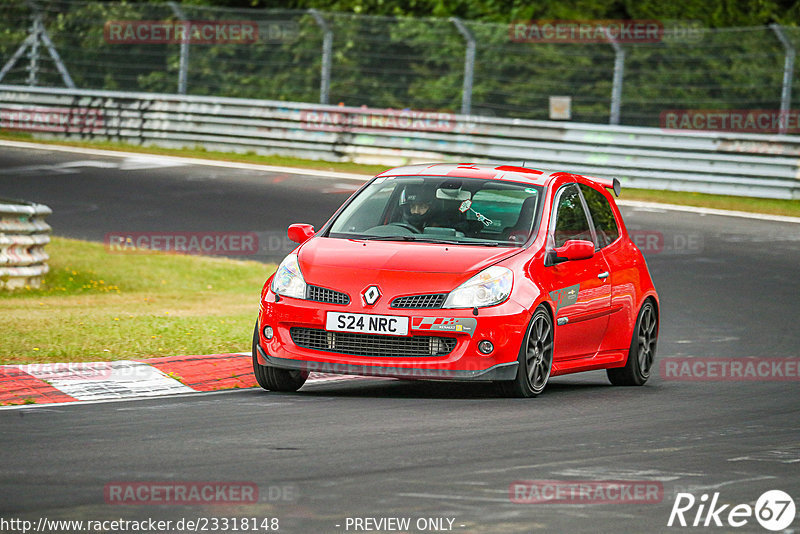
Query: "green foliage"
179 0 800 27
0 0 798 127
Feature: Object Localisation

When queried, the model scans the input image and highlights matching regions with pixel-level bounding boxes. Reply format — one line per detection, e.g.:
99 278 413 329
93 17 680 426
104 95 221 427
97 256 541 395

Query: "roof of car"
376 163 618 196
376 163 556 185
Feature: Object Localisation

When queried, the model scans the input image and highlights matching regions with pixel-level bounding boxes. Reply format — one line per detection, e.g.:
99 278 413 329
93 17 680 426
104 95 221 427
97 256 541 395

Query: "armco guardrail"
0 198 51 290
1 85 799 199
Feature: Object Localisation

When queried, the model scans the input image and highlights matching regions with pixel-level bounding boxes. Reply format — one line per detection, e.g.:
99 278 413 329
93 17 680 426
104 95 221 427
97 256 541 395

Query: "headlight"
443 266 512 308
271 253 306 299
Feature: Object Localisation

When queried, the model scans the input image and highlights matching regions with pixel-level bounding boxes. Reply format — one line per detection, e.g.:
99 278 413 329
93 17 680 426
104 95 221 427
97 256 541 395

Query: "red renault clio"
253 163 659 397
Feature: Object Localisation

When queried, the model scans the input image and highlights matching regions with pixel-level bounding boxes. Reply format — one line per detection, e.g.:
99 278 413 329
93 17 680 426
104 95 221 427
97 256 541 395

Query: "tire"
607 299 658 386
499 306 553 398
252 322 308 392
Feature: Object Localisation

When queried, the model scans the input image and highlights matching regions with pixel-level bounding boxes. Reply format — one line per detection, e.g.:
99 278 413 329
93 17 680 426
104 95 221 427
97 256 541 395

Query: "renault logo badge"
362 286 381 306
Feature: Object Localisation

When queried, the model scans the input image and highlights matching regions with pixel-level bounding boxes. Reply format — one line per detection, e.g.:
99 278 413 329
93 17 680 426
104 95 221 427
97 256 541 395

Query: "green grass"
0 237 275 365
2 130 798 217
621 188 800 218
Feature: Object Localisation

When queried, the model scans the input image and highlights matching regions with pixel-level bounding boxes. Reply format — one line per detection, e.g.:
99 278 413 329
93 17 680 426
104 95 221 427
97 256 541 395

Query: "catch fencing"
0 1 799 128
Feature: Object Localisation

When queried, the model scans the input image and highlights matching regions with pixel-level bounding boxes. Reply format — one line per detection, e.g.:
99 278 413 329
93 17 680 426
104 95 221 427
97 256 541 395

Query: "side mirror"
550 239 595 264
287 223 315 244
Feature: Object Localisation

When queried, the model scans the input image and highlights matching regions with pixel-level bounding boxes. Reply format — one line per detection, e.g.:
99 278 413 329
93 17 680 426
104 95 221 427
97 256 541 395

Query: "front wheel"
607 299 658 386
499 306 553 398
252 322 308 392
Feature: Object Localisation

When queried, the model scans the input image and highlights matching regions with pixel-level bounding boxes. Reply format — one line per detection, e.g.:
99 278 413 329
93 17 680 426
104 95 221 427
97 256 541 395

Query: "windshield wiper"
404 237 502 246
470 241 502 246
356 235 419 241
440 240 501 247
353 235 503 246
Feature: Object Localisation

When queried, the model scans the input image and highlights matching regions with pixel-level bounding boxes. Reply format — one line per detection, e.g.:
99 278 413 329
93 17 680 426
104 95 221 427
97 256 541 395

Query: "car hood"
296 237 522 297
299 237 521 274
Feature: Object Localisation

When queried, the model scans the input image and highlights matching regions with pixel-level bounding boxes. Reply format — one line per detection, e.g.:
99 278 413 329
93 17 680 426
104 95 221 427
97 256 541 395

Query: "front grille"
306 285 350 305
290 328 456 358
390 293 447 309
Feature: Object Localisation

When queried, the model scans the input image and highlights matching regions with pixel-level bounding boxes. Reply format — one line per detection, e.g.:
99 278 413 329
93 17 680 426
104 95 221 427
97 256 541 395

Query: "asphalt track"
1 144 799 533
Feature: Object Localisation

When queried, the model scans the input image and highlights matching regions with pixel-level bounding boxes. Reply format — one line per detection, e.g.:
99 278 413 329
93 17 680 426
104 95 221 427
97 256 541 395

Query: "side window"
553 184 593 247
579 184 620 248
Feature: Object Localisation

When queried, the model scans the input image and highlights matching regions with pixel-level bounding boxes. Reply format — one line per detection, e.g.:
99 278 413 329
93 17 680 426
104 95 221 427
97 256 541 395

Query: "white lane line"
0 160 119 174
618 199 800 224
0 373 392 410
0 157 187 175
0 387 252 411
0 139 371 182
117 155 189 170
0 361 394 409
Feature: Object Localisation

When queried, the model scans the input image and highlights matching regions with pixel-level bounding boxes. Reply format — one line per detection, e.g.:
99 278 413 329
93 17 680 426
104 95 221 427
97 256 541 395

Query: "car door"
579 183 637 353
546 183 612 361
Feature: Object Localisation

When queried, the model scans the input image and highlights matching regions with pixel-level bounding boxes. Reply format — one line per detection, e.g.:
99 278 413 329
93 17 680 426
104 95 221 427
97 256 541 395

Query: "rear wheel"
252 322 308 392
607 299 658 386
499 306 553 398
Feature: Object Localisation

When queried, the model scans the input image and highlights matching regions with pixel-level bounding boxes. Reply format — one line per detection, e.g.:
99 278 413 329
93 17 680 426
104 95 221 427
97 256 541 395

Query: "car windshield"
327 176 543 246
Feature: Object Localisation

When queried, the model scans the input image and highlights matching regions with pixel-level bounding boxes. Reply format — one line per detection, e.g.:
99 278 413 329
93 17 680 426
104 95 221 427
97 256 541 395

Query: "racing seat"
502 195 538 243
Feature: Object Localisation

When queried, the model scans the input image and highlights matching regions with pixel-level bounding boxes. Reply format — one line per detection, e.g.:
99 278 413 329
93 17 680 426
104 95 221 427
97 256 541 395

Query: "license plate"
326 312 409 336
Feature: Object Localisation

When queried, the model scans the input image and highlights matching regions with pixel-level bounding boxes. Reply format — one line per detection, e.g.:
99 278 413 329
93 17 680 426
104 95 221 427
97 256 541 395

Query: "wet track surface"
1 144 799 533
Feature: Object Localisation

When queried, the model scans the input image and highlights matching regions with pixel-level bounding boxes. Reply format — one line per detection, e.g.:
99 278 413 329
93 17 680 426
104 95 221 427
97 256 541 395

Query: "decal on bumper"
412 317 478 336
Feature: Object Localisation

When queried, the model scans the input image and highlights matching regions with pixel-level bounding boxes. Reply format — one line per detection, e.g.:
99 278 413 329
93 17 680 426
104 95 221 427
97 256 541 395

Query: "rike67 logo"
668 490 796 531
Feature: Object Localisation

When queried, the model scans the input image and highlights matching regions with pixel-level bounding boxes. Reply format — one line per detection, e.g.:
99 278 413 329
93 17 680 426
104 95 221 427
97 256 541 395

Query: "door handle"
598 271 609 280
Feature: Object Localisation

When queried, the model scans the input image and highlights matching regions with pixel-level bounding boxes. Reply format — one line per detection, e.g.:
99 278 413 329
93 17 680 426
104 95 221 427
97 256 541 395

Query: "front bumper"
256 288 531 382
256 344 518 381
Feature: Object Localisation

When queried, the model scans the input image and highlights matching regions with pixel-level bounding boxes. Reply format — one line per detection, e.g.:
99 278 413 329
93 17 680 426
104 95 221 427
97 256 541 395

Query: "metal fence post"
450 17 475 116
38 19 75 88
26 13 41 86
309 9 332 105
0 32 35 84
770 24 795 135
607 30 625 125
168 2 189 95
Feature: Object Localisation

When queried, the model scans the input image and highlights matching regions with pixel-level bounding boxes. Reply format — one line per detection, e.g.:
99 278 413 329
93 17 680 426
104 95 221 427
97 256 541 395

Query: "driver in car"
400 186 435 232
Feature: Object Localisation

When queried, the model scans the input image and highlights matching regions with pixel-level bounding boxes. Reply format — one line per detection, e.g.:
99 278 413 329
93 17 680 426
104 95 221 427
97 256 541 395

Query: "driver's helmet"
399 184 434 228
